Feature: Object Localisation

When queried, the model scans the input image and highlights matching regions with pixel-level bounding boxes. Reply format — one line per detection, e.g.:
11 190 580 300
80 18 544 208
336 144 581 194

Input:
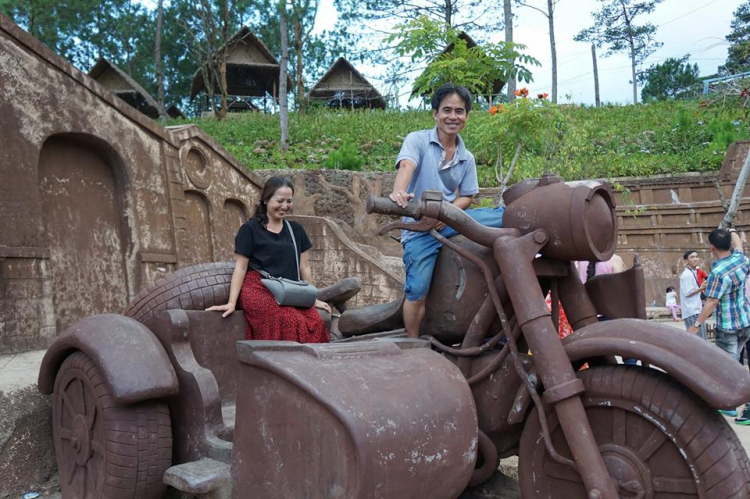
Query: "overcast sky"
313 0 741 105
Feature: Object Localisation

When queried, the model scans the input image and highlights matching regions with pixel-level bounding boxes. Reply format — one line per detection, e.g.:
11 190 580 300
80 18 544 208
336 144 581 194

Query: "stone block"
39 298 55 328
0 259 45 280
0 337 27 355
14 300 41 334
5 279 44 299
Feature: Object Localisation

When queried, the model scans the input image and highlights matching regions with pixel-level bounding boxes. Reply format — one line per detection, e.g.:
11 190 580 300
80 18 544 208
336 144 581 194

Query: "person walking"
679 250 707 339
665 286 681 321
687 228 750 424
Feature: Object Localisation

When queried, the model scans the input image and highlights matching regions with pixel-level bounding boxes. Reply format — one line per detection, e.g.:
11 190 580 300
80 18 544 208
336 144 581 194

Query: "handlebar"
366 191 521 248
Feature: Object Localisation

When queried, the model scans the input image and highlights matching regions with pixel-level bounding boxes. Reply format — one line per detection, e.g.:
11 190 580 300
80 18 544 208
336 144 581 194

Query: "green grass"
172 99 748 187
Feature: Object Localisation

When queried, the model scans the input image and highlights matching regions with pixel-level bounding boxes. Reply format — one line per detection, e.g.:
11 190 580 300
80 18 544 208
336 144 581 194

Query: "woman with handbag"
206 176 330 342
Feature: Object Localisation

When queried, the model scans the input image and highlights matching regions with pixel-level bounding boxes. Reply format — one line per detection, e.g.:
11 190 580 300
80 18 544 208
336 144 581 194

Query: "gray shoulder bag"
255 220 318 308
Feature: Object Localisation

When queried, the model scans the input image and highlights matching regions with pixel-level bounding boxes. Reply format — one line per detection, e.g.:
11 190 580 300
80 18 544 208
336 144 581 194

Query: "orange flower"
515 87 529 98
489 105 499 115
543 92 549 98
537 93 545 99
514 89 522 96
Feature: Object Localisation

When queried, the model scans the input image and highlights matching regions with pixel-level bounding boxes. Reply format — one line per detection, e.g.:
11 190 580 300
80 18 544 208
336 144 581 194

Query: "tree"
721 1 750 75
518 0 559 103
575 0 664 104
278 0 290 150
154 0 166 119
335 0 495 29
388 16 539 102
504 0 516 101
475 95 566 199
638 55 700 101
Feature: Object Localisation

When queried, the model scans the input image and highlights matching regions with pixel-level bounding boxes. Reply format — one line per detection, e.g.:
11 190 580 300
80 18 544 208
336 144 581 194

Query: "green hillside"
177 99 748 187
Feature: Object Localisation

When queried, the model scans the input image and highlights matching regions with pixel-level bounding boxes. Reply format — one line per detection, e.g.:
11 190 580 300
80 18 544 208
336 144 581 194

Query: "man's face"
686 252 700 269
433 93 468 138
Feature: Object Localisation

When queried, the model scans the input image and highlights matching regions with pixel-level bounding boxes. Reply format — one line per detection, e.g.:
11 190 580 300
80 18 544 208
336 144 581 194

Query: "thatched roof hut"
412 32 505 99
89 58 167 119
308 57 386 109
190 27 292 101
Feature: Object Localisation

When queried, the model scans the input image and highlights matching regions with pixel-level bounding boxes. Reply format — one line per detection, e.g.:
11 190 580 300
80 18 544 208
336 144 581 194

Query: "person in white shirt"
680 250 707 339
665 286 680 321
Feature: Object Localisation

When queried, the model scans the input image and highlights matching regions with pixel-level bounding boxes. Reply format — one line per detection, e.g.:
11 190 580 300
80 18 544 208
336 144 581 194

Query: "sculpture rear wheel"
52 351 172 499
519 365 750 498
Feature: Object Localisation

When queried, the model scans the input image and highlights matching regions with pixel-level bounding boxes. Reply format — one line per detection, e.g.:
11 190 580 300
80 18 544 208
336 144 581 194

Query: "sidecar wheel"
519 365 750 498
52 351 172 499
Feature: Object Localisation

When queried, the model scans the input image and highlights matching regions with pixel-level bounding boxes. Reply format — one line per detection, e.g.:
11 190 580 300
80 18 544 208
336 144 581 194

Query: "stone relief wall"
0 16 402 355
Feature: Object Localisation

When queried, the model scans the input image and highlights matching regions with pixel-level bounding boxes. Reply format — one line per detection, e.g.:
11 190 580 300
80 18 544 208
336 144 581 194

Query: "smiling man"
389 83 505 338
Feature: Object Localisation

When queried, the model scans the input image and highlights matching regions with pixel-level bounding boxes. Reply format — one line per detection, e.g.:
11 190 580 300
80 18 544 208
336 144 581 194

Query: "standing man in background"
688 228 750 424
680 250 707 339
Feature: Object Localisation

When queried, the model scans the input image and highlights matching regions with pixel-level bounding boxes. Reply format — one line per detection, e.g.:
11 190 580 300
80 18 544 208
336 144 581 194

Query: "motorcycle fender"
38 314 179 405
563 318 750 409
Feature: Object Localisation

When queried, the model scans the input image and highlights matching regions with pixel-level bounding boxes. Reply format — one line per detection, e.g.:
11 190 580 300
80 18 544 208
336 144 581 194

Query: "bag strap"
285 219 301 280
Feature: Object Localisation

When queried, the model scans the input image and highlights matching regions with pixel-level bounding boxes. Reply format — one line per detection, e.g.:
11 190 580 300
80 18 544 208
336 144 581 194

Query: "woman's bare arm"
206 254 248 317
300 251 331 312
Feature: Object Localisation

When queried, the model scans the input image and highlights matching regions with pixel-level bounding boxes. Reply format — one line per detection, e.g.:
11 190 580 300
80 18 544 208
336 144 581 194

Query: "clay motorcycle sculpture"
37 174 750 498
344 174 750 497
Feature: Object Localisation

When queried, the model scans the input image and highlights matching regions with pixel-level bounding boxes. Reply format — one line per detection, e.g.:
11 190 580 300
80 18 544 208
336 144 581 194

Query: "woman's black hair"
253 176 295 227
666 286 675 293
586 261 597 282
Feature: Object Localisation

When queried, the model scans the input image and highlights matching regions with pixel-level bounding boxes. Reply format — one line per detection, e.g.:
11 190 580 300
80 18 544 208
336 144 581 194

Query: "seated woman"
207 176 330 343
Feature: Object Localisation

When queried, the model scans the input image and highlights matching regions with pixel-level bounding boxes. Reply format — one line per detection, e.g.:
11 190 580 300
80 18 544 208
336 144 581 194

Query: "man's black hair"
683 250 697 260
708 228 732 251
431 83 472 113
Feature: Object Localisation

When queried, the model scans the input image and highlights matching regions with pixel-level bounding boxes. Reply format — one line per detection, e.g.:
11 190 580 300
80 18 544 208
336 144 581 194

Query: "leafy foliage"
722 1 750 75
638 56 700 101
323 141 365 170
177 99 748 185
387 15 539 100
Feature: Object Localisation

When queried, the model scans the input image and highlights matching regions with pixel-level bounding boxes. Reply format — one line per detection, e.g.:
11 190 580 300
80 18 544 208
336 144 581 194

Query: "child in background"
665 286 681 321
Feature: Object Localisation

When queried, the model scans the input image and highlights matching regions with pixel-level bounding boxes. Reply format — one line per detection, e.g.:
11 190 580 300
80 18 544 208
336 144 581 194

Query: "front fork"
494 231 618 499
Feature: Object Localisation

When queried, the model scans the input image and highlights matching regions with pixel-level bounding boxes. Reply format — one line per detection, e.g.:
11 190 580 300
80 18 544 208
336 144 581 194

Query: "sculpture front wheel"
519 365 750 498
52 351 172 498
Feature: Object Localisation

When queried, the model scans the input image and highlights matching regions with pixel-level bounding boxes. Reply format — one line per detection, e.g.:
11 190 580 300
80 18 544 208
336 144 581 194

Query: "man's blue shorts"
402 206 505 301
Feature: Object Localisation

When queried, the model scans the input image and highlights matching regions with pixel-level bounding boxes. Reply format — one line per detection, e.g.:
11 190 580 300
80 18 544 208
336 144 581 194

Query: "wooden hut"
308 57 386 110
89 58 167 119
190 27 292 109
412 32 505 100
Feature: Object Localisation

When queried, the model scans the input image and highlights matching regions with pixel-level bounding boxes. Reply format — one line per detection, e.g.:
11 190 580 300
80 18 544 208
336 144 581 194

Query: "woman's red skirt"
239 270 329 343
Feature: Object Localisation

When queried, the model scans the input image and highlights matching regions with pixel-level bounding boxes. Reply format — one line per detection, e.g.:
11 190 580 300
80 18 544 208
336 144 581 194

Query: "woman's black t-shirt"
234 219 312 280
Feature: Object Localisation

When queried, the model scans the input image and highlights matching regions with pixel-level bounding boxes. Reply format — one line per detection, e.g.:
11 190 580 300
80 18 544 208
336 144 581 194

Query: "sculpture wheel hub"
600 443 653 498
71 413 92 466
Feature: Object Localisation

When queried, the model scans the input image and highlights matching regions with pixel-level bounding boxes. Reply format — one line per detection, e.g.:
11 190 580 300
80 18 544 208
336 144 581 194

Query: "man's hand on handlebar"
389 189 414 208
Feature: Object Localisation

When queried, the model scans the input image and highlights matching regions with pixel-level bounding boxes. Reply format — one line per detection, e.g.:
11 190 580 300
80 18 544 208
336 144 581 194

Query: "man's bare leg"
403 298 426 338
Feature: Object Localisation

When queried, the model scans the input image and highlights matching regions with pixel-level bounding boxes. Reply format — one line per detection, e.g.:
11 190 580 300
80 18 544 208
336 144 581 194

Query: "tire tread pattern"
124 262 235 323
55 352 172 499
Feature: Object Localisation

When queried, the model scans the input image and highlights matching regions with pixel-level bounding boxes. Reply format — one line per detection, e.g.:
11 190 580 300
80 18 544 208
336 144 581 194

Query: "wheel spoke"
66 460 78 485
58 428 73 441
91 440 105 457
652 476 697 494
613 408 626 446
62 391 77 419
636 426 669 462
80 463 87 497
77 378 87 414
544 460 582 483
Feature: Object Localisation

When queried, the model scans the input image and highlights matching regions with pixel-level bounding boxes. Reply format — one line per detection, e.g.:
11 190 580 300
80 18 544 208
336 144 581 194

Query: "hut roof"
89 57 167 119
412 32 505 98
190 26 293 100
166 104 185 119
308 57 386 109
